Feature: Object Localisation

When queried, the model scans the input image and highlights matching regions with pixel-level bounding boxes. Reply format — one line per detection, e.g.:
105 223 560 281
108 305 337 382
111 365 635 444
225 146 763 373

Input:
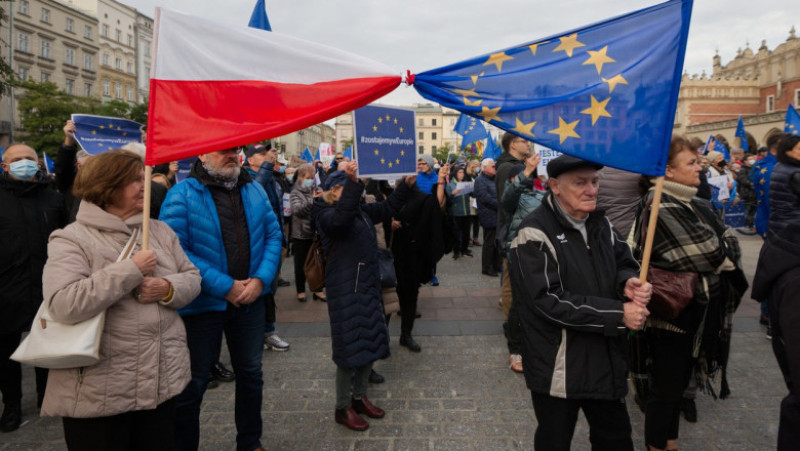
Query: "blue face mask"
286 174 294 183
9 159 39 180
279 166 286 174
302 179 314 188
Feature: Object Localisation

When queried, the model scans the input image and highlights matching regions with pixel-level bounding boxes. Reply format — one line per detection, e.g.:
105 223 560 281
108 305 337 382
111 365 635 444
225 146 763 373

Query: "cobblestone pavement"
2 233 783 450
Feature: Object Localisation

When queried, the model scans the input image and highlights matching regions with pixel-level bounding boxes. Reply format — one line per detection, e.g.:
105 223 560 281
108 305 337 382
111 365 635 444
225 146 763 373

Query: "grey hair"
120 142 146 159
480 158 495 169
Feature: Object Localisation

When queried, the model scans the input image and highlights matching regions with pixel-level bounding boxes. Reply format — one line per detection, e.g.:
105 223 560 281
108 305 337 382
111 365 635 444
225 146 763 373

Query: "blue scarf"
416 170 439 194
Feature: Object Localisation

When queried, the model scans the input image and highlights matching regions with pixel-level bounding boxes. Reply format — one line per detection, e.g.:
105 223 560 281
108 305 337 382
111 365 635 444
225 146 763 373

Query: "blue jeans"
175 300 265 451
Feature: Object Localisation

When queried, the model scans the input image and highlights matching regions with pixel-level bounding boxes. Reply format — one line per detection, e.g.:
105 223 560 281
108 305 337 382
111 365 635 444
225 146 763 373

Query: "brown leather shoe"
352 396 385 419
335 407 369 431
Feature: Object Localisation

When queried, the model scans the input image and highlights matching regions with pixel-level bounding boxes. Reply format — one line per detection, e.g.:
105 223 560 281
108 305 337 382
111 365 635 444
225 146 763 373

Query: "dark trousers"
471 215 479 239
644 328 695 449
453 216 471 255
481 227 500 274
531 393 633 451
175 300 265 451
395 256 419 336
744 203 757 228
0 332 47 407
292 238 313 294
63 399 176 451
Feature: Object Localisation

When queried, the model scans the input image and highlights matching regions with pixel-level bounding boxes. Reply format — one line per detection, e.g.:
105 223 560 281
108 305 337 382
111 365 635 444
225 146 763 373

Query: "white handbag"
11 228 140 369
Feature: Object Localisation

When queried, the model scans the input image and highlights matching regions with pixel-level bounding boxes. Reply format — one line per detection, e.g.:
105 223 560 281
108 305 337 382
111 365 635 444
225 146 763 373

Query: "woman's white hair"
480 158 495 169
120 142 146 159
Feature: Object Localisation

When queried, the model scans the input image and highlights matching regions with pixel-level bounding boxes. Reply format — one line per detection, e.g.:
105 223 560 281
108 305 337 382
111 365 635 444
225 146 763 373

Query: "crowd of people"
1 115 799 450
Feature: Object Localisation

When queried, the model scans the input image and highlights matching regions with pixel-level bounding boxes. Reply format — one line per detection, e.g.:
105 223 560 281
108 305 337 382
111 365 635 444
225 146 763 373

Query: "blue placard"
71 114 143 155
353 105 417 178
723 200 746 228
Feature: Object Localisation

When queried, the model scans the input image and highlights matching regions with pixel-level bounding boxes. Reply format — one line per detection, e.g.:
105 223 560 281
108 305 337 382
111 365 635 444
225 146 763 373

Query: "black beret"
323 170 348 190
546 154 603 179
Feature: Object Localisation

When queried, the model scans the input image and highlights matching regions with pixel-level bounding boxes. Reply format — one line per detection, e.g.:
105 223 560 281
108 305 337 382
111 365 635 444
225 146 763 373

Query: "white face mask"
9 159 39 180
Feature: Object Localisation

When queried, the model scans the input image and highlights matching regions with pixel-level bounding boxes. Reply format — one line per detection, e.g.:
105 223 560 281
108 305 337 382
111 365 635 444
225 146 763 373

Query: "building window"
127 61 133 73
41 8 50 23
66 18 74 32
115 58 121 70
102 53 109 66
84 25 92 39
17 33 29 53
795 89 800 108
115 29 121 42
84 53 93 70
65 78 75 95
64 48 75 66
418 131 424 140
84 82 92 97
41 41 51 59
432 132 437 140
17 66 29 81
767 95 775 113
432 145 437 152
102 24 108 36
18 0 29 15
127 34 133 46
419 145 424 153
115 83 122 99
102 80 110 96
432 118 437 126
127 86 133 100
418 118 424 126
41 72 50 82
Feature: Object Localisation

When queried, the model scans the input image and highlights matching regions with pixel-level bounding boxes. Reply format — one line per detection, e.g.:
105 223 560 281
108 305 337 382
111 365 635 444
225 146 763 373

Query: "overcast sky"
126 0 797 106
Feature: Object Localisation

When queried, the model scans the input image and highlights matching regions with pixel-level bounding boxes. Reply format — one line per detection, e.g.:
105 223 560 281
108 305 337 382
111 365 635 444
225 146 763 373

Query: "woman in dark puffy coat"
311 162 414 432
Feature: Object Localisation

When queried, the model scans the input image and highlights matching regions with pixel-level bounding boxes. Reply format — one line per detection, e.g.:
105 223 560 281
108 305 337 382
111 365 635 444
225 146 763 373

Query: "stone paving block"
443 422 481 437
394 439 432 451
472 438 515 451
311 439 352 451
364 422 402 438
431 438 470 450
404 423 440 436
353 439 393 451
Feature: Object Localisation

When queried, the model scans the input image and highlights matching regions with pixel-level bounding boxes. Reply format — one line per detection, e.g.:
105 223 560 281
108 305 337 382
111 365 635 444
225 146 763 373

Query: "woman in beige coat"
40 150 201 451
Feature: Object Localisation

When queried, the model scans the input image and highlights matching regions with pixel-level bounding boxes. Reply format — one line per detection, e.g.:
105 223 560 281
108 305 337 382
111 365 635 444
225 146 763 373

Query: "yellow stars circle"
553 34 586 58
512 118 537 137
399 127 404 133
374 149 380 155
582 46 615 75
483 52 514 72
373 125 378 131
378 117 383 123
602 74 628 93
548 117 581 144
580 95 612 125
477 106 501 123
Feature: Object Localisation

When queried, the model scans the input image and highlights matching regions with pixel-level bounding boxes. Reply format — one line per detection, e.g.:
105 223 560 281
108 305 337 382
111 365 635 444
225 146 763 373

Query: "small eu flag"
735 116 749 152
343 146 353 160
71 114 143 155
248 0 272 31
484 134 502 161
454 113 489 148
786 104 800 136
42 153 55 175
413 0 693 176
300 148 314 162
704 135 731 161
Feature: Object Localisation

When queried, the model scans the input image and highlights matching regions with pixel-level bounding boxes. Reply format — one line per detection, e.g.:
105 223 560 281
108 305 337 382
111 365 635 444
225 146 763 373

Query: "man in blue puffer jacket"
160 147 282 451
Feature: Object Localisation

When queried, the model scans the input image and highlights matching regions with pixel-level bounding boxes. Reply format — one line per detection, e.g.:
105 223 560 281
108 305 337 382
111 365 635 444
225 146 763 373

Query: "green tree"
0 6 15 99
432 143 451 164
129 99 148 125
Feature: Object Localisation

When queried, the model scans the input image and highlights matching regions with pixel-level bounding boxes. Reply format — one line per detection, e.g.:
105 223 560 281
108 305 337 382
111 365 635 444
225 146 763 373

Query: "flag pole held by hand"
142 166 152 251
638 175 664 284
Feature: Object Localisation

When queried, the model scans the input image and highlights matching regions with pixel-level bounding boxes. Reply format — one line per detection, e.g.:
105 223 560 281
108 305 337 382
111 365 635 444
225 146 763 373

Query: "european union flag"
786 104 800 135
735 116 749 151
72 114 143 155
454 113 489 147
413 0 692 176
343 146 353 160
248 0 272 31
300 148 314 163
42 153 54 175
353 105 416 178
704 135 731 161
484 133 502 160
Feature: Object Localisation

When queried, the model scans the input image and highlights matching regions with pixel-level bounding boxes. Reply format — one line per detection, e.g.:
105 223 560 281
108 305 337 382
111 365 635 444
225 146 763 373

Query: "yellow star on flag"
91 130 97 135
553 34 585 58
454 88 479 98
117 126 122 130
602 74 628 93
393 118 398 124
483 52 514 72
108 123 114 128
385 115 391 121
381 158 386 164
396 159 400 164
548 117 581 144
512 118 537 137
122 132 127 136
388 162 393 168
580 95 612 125
374 149 380 155
465 98 483 107
400 150 405 156
760 168 767 174
378 118 383 123
582 46 615 75
373 126 378 131
399 127 404 133
99 126 105 129
477 106 501 123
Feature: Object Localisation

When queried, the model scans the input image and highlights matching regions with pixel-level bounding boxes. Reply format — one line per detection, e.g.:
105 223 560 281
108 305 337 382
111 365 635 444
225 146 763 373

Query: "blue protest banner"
354 105 417 178
71 114 143 155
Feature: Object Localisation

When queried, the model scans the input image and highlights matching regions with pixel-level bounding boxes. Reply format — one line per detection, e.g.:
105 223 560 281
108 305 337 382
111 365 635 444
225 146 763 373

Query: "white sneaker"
264 334 290 351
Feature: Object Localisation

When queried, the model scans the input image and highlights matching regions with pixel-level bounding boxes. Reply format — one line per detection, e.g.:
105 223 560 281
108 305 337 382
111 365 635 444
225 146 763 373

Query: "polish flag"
145 8 401 165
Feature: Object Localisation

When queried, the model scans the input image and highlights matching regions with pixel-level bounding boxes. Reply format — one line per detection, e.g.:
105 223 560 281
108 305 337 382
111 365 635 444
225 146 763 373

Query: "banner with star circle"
71 114 144 155
353 105 417 178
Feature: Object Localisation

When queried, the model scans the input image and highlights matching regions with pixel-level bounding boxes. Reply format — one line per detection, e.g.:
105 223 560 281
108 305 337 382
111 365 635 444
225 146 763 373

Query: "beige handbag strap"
116 228 140 262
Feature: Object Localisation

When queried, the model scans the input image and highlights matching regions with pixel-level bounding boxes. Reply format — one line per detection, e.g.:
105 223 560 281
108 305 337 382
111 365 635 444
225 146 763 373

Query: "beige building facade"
675 27 800 148
134 11 152 103
0 0 100 144
275 123 336 160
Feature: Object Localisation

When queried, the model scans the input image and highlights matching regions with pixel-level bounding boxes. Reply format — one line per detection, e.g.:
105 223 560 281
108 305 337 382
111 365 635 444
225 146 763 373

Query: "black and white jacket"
509 192 639 400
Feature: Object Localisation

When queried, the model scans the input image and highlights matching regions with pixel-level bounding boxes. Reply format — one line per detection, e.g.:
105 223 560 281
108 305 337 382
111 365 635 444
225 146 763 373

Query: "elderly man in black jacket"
474 158 500 276
509 155 651 451
0 144 68 432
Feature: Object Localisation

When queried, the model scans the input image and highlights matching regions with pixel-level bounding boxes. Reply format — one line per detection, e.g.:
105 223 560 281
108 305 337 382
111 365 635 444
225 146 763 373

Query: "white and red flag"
145 8 401 165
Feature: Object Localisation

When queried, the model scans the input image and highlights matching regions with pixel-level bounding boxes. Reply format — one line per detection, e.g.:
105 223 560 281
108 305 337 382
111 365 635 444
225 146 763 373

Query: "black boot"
0 401 22 433
211 361 235 382
368 369 385 384
399 334 421 352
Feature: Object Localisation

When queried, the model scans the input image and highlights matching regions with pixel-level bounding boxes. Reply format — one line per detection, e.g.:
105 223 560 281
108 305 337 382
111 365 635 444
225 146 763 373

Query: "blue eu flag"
413 0 692 176
786 104 800 136
71 114 143 155
484 134 502 161
42 153 55 175
353 105 416 178
454 113 489 148
735 116 749 151
704 135 731 161
248 0 272 31
300 148 314 163
343 146 353 160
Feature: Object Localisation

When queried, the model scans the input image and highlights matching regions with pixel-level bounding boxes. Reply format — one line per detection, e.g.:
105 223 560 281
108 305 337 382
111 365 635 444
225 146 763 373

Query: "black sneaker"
368 369 385 384
0 402 22 432
680 397 697 423
399 335 421 352
766 326 773 340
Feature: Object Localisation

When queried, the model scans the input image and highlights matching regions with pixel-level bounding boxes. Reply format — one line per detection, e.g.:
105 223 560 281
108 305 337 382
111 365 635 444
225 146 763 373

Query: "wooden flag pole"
638 175 664 283
142 165 152 251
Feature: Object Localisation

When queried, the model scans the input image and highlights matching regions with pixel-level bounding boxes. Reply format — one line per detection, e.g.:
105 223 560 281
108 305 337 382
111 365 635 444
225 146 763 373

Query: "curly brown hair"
73 149 144 209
